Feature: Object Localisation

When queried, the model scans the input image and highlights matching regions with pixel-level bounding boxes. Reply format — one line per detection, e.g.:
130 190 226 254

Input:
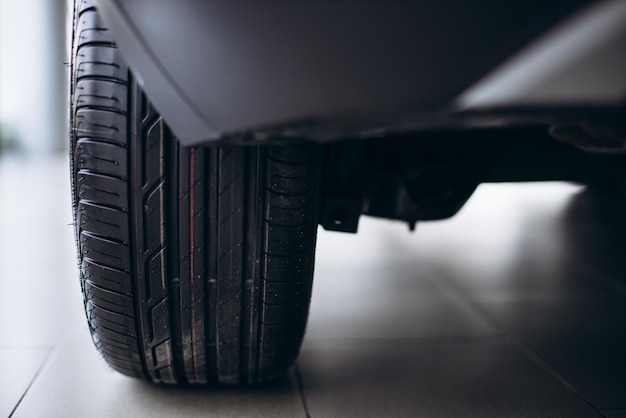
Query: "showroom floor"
1 153 625 417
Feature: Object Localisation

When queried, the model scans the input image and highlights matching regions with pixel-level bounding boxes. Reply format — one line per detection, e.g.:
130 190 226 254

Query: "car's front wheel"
70 0 320 383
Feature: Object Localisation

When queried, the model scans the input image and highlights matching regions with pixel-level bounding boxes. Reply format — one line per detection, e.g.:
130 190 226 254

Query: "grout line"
514 344 607 418
293 363 311 418
9 323 80 417
573 261 626 299
426 262 606 416
9 347 54 418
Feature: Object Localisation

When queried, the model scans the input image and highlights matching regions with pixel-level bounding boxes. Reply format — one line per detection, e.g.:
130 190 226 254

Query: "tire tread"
71 1 319 384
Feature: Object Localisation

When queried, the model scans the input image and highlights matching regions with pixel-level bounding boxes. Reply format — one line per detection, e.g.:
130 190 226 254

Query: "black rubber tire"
70 0 320 384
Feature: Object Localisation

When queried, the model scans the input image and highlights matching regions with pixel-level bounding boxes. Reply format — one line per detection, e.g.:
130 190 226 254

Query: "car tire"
71 0 320 384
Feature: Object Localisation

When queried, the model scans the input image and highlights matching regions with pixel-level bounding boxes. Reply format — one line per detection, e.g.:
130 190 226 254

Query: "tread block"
77 171 127 210
216 247 243 300
93 338 138 357
87 294 132 322
82 258 132 295
146 248 168 302
217 236 243 267
156 365 177 384
153 340 174 369
218 182 244 225
265 223 309 256
264 254 312 282
266 205 308 227
143 118 166 186
218 292 242 326
267 175 311 195
149 298 171 343
79 201 129 242
85 282 133 315
268 192 307 209
218 148 244 195
76 9 114 47
94 336 136 354
95 346 141 369
77 0 96 14
76 139 127 178
75 109 127 143
76 171 128 212
92 322 134 346
143 182 166 250
87 305 136 337
75 46 128 81
88 301 134 324
81 230 130 270
75 79 127 113
263 280 299 305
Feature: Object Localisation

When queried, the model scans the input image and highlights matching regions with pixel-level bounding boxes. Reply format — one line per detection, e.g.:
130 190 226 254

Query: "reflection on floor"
2 154 625 417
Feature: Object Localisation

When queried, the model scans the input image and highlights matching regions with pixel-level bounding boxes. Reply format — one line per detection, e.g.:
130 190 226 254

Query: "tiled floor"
1 153 626 417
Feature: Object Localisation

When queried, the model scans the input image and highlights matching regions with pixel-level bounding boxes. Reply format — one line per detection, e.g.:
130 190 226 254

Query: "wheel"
70 0 320 384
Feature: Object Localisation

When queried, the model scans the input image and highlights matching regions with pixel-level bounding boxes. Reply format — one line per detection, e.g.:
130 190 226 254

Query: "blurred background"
0 0 68 154
0 0 78 340
0 2 84 415
0 0 69 154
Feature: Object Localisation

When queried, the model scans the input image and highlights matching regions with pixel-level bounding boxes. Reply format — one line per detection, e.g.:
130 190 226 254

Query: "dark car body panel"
94 0 624 146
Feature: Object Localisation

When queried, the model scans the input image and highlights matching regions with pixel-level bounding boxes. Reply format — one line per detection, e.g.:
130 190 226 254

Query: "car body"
95 0 625 146
92 0 626 231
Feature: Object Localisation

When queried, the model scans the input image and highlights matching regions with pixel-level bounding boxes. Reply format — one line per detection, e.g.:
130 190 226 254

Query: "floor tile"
298 340 601 417
0 347 49 418
602 410 626 418
312 223 497 341
306 265 496 341
13 324 306 418
508 333 626 410
3 154 625 416
557 187 626 285
410 183 626 410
